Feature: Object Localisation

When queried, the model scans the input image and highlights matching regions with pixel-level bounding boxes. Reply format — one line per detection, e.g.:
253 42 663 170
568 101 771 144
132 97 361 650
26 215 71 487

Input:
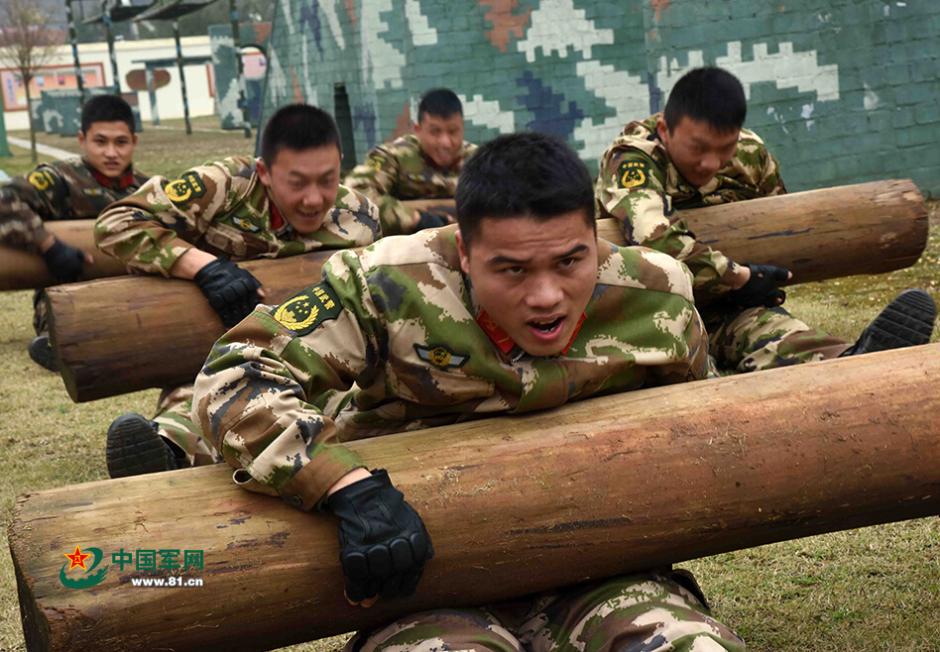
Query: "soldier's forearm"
170 247 216 280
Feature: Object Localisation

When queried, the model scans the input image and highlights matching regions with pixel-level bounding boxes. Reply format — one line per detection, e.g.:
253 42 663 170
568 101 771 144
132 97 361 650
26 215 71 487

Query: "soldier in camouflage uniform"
344 88 477 236
595 67 935 373
193 133 745 651
97 104 381 478
0 95 147 370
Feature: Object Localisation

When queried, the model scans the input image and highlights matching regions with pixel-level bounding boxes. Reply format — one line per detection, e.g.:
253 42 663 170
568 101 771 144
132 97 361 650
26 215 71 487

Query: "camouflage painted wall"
259 0 940 195
209 23 272 129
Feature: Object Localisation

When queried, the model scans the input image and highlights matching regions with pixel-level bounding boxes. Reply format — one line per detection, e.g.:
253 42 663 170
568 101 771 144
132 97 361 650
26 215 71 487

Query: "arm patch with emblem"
164 171 207 207
617 159 650 189
273 282 343 336
27 169 56 192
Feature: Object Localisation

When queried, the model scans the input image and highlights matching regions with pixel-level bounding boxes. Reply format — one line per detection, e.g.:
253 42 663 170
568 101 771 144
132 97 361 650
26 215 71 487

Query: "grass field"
1 123 939 651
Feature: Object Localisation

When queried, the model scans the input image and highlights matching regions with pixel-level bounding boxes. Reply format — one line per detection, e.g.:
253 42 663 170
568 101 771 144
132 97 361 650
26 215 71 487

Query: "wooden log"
47 179 929 402
0 202 456 291
11 345 940 652
6 179 927 292
0 221 127 291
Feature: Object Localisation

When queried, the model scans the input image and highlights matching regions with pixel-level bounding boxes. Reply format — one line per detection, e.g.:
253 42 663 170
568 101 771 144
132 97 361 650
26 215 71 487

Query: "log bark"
10 345 940 652
0 221 127 291
47 179 928 402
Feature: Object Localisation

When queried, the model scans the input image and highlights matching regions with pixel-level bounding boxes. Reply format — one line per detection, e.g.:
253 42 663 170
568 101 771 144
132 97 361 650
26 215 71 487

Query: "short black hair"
81 94 135 134
260 103 341 166
417 88 463 122
664 67 746 133
456 132 595 247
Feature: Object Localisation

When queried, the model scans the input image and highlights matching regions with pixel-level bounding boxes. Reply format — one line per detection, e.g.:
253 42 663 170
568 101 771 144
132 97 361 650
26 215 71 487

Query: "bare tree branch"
0 0 64 161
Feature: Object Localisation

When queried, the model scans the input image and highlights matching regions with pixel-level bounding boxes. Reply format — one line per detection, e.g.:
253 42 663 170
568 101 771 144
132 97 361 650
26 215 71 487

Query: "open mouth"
527 316 564 336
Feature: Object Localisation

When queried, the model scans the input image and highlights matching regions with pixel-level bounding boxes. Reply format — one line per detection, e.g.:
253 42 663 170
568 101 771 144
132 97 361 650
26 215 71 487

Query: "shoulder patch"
414 344 469 370
617 159 650 189
273 282 343 336
164 171 207 207
28 169 56 192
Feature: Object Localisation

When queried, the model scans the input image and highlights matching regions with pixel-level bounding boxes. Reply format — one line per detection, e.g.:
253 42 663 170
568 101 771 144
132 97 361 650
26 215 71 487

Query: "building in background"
1 36 215 131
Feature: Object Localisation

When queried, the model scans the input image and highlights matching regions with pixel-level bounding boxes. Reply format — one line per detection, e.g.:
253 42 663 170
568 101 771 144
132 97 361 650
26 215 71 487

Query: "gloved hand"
728 263 789 308
326 469 434 603
415 210 452 231
42 239 87 283
194 258 263 327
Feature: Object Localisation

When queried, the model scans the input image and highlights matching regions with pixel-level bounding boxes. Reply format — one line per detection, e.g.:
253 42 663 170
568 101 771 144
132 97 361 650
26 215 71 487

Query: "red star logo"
64 545 91 571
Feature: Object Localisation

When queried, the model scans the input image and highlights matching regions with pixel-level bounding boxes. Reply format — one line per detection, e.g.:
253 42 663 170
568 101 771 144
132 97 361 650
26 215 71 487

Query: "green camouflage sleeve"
94 162 237 276
596 149 738 300
344 146 418 236
0 165 69 251
759 151 787 196
192 248 384 510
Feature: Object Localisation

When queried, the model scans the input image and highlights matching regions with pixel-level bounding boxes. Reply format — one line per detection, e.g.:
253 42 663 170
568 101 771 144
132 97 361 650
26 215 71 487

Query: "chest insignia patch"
231 215 260 233
414 344 469 370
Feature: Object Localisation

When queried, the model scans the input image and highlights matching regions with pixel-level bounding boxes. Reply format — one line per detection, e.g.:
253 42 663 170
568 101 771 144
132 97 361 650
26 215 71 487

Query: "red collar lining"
475 310 587 356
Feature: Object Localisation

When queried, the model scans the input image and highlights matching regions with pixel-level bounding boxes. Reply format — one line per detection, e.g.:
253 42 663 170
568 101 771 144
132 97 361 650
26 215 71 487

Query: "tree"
0 0 63 163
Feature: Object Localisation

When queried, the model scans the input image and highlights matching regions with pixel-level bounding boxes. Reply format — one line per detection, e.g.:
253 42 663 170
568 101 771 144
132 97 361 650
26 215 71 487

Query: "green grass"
1 131 939 649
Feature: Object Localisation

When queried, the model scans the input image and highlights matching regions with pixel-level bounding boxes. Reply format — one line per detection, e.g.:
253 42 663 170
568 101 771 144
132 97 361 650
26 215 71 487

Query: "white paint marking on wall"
459 93 516 134
280 0 295 36
321 1 346 50
801 103 815 130
515 0 613 63
360 0 405 90
766 106 790 135
572 60 650 158
658 41 840 104
863 83 880 110
717 41 840 101
405 0 438 46
266 46 289 105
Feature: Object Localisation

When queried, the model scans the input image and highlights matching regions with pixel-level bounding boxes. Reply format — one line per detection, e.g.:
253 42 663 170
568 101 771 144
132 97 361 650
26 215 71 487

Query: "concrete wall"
258 0 940 195
1 36 215 131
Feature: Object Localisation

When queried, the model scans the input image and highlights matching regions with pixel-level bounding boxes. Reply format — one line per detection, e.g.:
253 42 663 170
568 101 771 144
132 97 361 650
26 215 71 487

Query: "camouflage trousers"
705 305 849 373
153 384 221 467
346 571 745 652
32 289 48 335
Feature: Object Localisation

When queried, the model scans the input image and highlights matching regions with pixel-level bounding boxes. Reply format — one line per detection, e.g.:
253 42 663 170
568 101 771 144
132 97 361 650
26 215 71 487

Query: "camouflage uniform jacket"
595 113 786 302
95 156 381 276
0 157 147 252
193 226 709 510
344 134 476 236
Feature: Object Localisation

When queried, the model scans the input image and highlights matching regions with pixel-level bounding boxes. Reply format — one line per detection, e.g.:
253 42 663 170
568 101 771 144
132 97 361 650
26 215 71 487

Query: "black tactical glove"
42 239 86 283
415 210 451 231
326 469 434 603
194 258 263 327
728 263 789 309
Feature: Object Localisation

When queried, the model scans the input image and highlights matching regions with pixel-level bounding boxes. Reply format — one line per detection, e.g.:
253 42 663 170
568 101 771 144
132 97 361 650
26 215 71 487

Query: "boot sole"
106 414 178 478
27 335 58 372
853 289 936 354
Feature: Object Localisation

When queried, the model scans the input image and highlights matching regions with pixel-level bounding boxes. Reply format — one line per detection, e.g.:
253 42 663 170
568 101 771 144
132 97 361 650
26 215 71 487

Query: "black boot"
840 289 936 356
27 333 58 371
106 413 180 478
